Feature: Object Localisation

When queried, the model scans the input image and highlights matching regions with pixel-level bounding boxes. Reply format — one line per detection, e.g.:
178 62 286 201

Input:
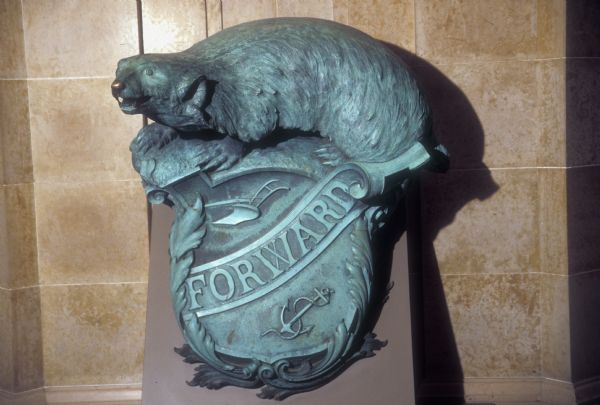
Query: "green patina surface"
115 17 446 400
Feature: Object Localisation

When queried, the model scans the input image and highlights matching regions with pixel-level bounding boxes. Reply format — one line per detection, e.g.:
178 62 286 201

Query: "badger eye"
144 67 154 76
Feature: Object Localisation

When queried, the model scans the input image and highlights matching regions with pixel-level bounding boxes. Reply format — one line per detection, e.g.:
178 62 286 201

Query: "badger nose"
111 80 125 98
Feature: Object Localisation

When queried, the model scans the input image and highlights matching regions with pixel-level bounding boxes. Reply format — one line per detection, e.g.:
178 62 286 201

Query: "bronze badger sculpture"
112 18 446 187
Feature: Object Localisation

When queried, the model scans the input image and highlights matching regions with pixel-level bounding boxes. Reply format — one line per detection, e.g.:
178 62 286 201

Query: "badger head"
112 54 212 132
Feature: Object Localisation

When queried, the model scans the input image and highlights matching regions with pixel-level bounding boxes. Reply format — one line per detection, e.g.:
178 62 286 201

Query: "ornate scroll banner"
116 17 448 401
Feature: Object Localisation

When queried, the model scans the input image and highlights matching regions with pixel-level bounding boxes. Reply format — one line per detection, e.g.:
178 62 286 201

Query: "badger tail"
351 135 449 199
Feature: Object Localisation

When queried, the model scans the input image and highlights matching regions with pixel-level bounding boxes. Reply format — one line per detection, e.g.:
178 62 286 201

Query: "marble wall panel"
415 0 564 63
0 188 9 289
421 169 539 276
206 0 223 36
569 269 600 384
141 0 207 53
12 287 43 392
566 166 600 275
439 274 541 377
541 274 571 381
0 80 33 185
40 283 147 386
334 0 415 51
221 0 276 29
21 0 138 78
539 169 568 276
537 59 566 168
566 59 600 167
566 0 600 58
0 288 13 391
28 78 141 183
1 184 38 289
277 0 333 19
332 0 348 23
0 0 27 78
35 180 149 285
423 61 550 170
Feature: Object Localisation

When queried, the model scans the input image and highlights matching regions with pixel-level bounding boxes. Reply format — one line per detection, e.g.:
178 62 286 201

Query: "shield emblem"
132 125 431 399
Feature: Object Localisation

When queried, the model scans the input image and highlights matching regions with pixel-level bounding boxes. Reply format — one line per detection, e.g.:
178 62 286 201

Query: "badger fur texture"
112 17 446 175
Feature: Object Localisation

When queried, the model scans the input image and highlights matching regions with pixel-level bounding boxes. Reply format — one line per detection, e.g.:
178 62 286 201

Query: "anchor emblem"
261 287 334 340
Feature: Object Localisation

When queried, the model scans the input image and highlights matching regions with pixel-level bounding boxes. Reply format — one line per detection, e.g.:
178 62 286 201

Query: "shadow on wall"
566 2 600 403
383 44 500 405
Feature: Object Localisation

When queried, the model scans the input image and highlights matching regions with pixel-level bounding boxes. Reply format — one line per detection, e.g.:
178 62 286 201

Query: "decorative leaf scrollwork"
169 196 205 329
346 218 373 321
168 195 234 372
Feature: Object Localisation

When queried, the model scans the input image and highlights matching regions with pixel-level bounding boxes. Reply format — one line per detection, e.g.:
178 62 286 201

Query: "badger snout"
111 78 152 114
111 79 125 100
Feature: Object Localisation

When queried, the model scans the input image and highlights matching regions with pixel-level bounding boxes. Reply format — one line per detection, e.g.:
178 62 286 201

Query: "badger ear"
177 75 207 105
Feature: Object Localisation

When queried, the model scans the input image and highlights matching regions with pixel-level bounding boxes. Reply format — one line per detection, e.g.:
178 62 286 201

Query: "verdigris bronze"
114 18 447 400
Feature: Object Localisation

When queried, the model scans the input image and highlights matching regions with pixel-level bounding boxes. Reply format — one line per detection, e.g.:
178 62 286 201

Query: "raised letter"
252 236 296 278
304 199 344 232
231 259 266 294
288 221 323 257
185 273 207 310
209 268 235 301
323 180 355 213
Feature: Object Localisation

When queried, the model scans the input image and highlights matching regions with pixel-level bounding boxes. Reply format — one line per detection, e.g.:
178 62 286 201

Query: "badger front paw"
130 123 177 155
192 136 244 172
314 143 346 167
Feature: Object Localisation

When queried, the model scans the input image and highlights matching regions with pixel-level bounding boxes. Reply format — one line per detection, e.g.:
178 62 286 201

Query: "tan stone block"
566 1 600 58
12 287 43 391
0 140 3 186
536 0 566 59
28 78 142 183
206 0 223 36
566 166 600 275
421 169 538 275
0 80 33 185
142 0 207 53
541 274 570 381
0 288 13 391
430 61 539 169
566 59 600 166
537 59 566 167
35 181 149 285
0 0 27 78
221 0 276 29
342 0 415 51
462 377 541 403
415 0 564 63
40 283 147 386
0 184 38 289
539 169 568 275
21 0 139 77
441 274 541 377
332 0 348 24
277 0 333 19
540 378 577 405
570 270 600 384
0 189 9 288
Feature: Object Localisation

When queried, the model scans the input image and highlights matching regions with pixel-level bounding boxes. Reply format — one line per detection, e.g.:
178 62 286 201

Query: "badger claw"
192 136 243 173
314 143 346 167
130 123 177 155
